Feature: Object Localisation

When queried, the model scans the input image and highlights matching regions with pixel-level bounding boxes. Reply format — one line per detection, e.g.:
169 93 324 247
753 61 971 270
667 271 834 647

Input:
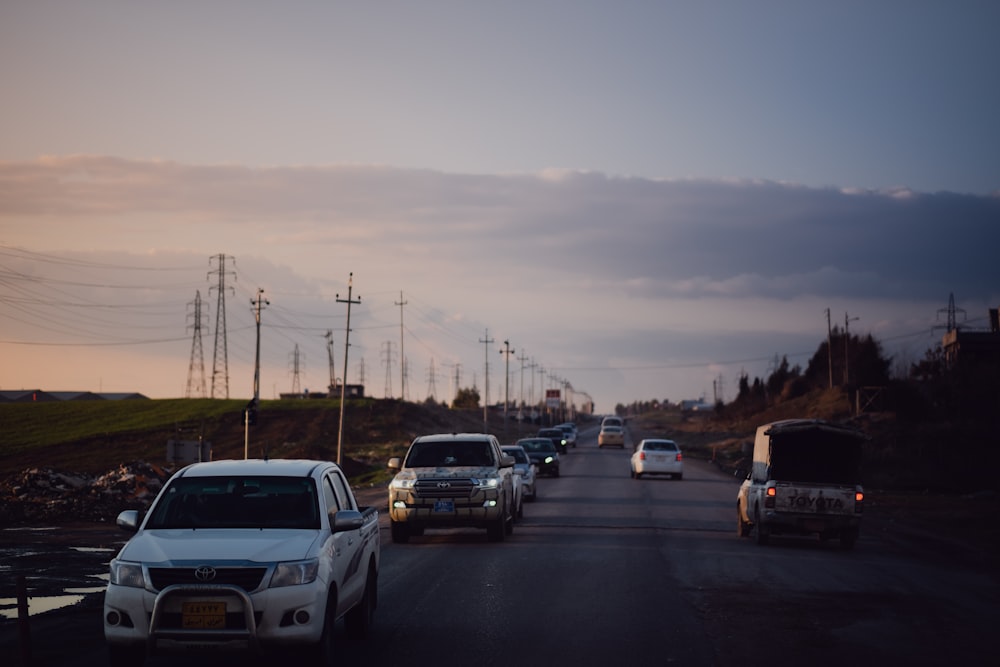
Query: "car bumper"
104 581 327 653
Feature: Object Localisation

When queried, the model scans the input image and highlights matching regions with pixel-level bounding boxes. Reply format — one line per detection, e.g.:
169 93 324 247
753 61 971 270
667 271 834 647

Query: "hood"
119 529 322 564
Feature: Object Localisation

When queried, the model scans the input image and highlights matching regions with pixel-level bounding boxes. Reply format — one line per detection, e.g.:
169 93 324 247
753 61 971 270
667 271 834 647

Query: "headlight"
390 470 416 490
544 456 554 464
473 476 499 489
109 559 145 588
270 559 319 588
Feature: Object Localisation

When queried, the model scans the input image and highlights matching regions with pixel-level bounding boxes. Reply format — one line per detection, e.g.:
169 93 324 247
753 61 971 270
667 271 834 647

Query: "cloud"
2 156 997 407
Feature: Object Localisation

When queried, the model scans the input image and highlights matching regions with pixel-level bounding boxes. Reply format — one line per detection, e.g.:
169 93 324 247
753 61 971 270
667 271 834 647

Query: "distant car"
598 423 625 448
631 439 683 479
537 427 568 454
517 437 561 477
556 423 578 448
503 445 537 509
601 415 624 429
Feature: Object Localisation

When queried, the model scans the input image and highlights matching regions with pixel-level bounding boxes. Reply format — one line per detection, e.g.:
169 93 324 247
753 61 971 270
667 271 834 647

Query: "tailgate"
775 484 857 515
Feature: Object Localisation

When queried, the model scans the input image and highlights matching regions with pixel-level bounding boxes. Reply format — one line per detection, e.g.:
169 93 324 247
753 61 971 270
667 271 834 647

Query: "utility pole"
247 288 268 459
499 340 515 427
336 273 360 466
825 308 833 389
479 329 495 433
395 291 408 400
516 349 528 429
844 312 860 386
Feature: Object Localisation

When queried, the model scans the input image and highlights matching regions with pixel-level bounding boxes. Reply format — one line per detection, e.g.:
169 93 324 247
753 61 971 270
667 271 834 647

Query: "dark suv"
537 427 568 454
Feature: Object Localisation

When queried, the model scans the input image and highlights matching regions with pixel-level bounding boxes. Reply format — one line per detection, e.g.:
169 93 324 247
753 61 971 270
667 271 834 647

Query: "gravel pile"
0 461 171 526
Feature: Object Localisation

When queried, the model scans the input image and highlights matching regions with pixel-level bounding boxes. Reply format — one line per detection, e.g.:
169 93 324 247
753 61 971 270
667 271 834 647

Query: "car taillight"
764 486 776 508
638 452 646 460
675 453 683 461
855 489 864 513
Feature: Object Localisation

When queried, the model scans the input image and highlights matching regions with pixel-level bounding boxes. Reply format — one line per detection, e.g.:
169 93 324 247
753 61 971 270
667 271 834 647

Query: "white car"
598 424 625 448
503 445 537 511
630 439 683 479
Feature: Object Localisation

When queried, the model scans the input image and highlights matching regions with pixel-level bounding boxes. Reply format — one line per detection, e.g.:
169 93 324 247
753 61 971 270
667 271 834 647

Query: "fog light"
484 500 497 507
393 500 407 509
106 610 121 626
294 609 310 625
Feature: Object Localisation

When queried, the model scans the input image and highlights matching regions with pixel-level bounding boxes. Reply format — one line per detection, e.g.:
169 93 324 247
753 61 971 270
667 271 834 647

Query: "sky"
1 1 998 415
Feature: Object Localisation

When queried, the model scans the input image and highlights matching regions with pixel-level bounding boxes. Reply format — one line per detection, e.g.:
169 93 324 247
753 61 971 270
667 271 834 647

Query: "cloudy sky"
1 1 998 414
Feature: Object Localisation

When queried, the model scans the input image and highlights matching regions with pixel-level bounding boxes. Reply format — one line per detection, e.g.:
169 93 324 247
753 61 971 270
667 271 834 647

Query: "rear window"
643 441 677 451
519 439 556 453
770 431 863 484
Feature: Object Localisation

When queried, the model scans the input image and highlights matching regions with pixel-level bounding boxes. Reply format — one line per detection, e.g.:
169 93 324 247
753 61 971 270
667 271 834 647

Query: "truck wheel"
345 563 376 639
108 644 146 667
754 507 770 545
737 506 752 538
840 528 858 550
487 513 506 542
304 591 336 665
390 520 410 544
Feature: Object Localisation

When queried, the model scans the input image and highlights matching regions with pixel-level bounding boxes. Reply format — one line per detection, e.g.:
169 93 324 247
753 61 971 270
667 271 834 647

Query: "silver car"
502 445 537 511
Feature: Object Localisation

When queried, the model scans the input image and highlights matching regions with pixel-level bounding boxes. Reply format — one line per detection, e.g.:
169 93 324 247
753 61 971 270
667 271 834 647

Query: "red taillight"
639 452 646 460
676 452 683 461
766 487 776 497
855 490 864 513
764 486 776 508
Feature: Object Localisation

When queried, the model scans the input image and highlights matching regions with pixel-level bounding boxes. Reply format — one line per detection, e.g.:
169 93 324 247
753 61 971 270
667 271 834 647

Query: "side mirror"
331 509 364 533
387 457 401 470
116 509 139 533
500 454 515 468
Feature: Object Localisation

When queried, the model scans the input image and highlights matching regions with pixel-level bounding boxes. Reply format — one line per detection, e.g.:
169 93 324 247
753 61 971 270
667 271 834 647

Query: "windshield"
146 475 320 530
519 439 556 453
503 448 529 464
405 440 495 467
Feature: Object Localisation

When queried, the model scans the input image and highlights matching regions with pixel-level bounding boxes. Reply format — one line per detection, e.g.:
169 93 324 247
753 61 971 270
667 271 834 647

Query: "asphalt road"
3 426 996 666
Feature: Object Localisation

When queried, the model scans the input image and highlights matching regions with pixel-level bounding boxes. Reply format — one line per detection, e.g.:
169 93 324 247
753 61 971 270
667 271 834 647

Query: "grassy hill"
0 397 501 487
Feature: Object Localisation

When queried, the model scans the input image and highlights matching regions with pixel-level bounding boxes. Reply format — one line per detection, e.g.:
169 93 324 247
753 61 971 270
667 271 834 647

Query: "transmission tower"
936 292 967 332
208 254 236 399
426 358 438 401
381 341 396 398
289 344 303 394
185 290 208 398
324 331 337 394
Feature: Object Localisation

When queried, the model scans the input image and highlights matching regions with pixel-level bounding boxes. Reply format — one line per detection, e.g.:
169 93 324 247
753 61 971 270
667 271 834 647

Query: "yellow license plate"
182 601 226 629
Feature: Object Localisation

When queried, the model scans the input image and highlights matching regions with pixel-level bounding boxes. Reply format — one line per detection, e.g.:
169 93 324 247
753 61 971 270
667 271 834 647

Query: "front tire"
737 505 752 537
345 563 376 639
390 520 410 544
305 591 337 665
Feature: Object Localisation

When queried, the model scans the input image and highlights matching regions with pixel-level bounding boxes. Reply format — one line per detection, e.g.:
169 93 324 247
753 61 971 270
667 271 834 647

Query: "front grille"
148 567 268 593
414 478 475 498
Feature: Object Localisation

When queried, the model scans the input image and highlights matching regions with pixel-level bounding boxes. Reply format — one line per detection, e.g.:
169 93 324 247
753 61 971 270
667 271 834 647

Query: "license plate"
433 500 455 512
182 601 226 629
651 456 666 463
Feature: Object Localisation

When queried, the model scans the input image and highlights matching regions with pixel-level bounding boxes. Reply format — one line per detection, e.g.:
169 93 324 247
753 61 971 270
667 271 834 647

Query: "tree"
452 387 480 409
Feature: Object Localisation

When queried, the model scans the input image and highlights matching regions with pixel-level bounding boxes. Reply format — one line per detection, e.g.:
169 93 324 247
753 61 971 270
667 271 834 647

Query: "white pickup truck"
104 458 380 666
737 419 868 550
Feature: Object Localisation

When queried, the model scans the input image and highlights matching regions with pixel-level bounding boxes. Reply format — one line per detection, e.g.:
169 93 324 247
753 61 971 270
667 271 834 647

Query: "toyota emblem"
436 481 451 489
194 566 217 581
